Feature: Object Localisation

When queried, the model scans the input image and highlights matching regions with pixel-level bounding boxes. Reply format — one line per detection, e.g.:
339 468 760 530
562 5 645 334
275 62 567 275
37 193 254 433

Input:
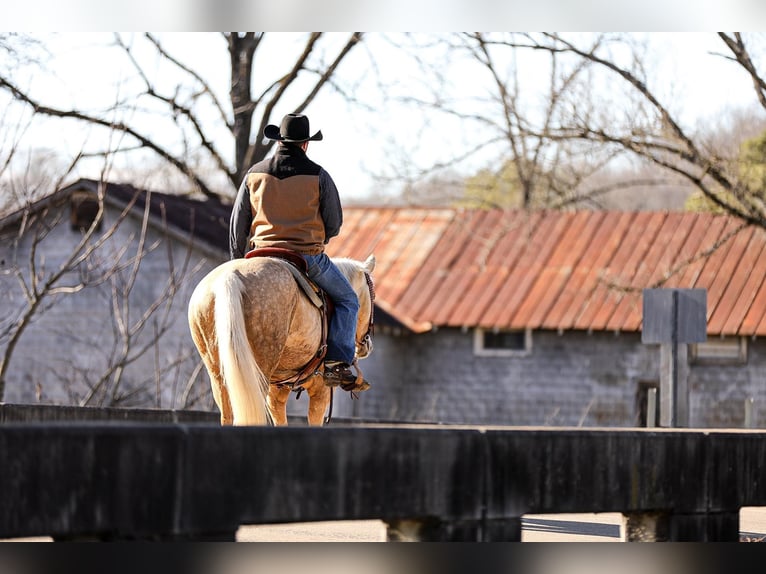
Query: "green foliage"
459 161 525 209
684 191 726 214
685 129 766 213
739 130 766 191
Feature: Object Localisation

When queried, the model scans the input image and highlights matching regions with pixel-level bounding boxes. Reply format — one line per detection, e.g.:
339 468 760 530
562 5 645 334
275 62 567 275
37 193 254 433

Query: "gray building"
2 181 765 428
0 179 228 409
326 208 766 428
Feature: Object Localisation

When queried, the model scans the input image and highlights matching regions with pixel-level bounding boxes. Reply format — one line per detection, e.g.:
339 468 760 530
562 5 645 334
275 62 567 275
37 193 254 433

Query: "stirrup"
323 362 356 387
323 361 371 392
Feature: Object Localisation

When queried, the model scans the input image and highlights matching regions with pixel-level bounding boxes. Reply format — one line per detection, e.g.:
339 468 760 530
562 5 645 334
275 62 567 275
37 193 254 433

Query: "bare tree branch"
114 34 232 183
0 74 219 199
1 33 368 201
718 32 766 110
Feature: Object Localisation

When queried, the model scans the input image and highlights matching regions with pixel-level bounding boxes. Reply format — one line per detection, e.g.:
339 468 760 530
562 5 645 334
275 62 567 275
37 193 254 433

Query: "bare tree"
513 33 766 226
50 212 206 408
40 194 202 408
0 33 364 201
0 177 116 400
0 33 45 73
0 36 251 408
392 33 766 216
388 33 649 209
0 167 208 406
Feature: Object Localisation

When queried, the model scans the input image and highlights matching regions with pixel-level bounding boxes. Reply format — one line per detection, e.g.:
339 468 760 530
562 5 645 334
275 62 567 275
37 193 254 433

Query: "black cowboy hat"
263 113 323 142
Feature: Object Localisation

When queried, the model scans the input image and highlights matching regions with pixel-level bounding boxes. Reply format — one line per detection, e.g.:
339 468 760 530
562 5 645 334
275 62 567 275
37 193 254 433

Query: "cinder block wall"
333 328 766 428
0 204 219 410
6 204 764 428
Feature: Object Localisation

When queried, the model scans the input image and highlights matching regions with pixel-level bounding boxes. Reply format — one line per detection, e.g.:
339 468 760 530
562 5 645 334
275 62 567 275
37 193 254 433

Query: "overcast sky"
5 0 766 31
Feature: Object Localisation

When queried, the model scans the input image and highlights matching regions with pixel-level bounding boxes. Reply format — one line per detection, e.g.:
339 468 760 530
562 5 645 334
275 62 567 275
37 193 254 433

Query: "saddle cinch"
244 247 335 388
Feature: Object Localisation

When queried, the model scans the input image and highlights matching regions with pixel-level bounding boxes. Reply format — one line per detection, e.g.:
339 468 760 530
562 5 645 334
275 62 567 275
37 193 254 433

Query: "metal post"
647 388 657 427
745 397 755 429
671 289 679 426
661 343 689 427
660 345 674 427
643 288 705 429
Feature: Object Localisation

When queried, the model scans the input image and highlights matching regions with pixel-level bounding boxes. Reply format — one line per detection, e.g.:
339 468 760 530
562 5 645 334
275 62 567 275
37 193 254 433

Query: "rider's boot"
324 361 371 392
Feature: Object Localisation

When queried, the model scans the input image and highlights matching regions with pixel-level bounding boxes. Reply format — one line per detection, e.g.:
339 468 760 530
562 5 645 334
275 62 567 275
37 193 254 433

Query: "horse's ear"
364 254 376 273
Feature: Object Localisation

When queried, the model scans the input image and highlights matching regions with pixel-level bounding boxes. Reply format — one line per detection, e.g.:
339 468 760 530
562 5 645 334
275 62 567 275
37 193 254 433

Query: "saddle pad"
245 249 323 309
245 247 308 273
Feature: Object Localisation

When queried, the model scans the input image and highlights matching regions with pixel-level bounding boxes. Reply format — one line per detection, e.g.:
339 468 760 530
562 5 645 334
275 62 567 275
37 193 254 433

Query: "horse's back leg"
209 363 234 426
190 316 234 425
305 375 332 426
267 385 291 426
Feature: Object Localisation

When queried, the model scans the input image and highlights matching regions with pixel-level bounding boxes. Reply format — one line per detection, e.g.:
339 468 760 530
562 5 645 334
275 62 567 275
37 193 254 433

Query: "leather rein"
358 270 375 351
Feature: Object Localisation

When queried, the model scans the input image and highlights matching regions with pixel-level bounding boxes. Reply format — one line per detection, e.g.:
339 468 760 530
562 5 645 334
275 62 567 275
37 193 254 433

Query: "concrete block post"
622 511 668 541
622 511 740 542
385 517 506 541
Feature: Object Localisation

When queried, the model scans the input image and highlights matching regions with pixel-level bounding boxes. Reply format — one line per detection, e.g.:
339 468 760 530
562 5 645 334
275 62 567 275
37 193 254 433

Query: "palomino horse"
188 254 376 426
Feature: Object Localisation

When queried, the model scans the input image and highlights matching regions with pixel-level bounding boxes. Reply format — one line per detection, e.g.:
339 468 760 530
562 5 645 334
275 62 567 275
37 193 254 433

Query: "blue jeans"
303 253 359 364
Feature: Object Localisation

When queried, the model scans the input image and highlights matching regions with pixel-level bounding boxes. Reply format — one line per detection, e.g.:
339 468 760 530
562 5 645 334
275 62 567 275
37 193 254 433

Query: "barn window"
690 337 747 365
474 328 531 357
70 191 103 232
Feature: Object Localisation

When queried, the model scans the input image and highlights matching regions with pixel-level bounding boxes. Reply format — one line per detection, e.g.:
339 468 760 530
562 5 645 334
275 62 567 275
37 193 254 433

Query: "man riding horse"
229 112 369 390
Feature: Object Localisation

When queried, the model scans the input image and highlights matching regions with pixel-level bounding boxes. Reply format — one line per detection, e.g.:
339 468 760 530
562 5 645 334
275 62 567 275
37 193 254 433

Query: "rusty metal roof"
326 208 766 336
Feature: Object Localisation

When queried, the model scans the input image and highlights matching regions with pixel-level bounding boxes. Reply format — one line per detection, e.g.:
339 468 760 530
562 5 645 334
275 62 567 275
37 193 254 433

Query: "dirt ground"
235 507 766 542
6 508 766 542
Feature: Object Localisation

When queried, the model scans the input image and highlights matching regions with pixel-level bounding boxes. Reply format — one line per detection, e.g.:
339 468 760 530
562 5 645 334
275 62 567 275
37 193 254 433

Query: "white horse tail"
213 270 272 426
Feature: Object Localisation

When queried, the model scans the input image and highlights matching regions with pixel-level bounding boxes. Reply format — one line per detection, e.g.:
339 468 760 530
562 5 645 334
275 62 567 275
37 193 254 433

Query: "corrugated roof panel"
707 225 756 334
568 211 636 331
720 227 766 334
338 207 366 236
675 214 729 288
419 210 494 326
740 240 766 334
493 213 570 329
605 212 673 332
587 212 662 331
384 209 454 307
756 290 766 335
619 212 696 332
513 211 595 330
359 210 414 279
439 210 509 327
336 208 397 261
557 211 625 331
473 212 556 328
331 207 766 337
395 210 472 322
690 218 743 326
541 211 606 330
610 212 693 332
442 210 512 327
646 212 699 285
461 211 542 328
357 210 428 304
658 213 707 289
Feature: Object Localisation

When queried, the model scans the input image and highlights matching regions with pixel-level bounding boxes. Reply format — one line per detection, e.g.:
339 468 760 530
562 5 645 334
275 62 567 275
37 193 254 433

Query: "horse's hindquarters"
189 257 324 426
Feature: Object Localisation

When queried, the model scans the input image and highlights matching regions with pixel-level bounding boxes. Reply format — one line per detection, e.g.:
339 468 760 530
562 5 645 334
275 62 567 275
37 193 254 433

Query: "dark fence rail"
1 404 765 541
0 403 218 424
